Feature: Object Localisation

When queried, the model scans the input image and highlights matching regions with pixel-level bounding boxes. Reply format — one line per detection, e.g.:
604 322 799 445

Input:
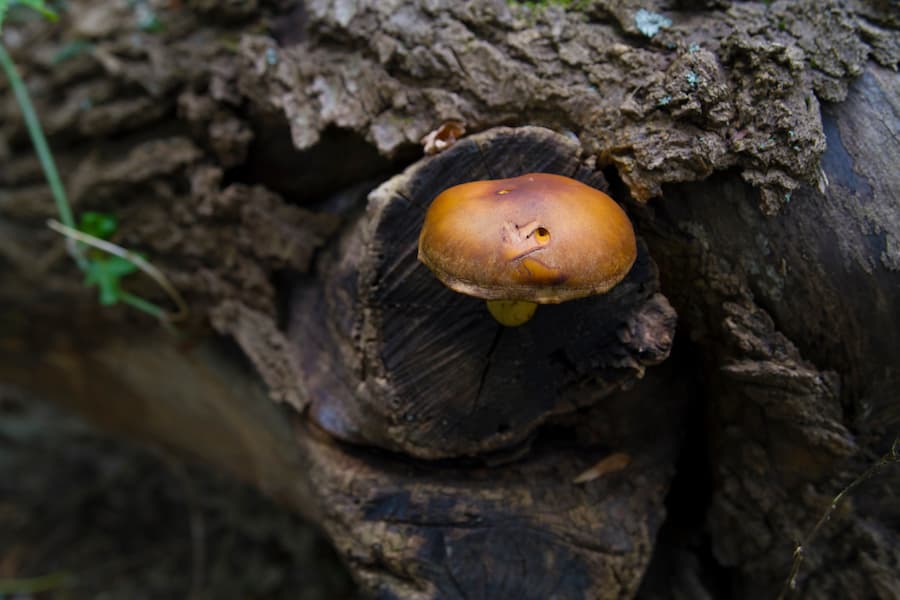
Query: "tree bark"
634 62 900 599
1 1 897 598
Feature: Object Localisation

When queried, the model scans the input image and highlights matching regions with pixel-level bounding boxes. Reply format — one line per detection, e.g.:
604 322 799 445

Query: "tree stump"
2 2 897 598
289 126 676 459
295 360 690 600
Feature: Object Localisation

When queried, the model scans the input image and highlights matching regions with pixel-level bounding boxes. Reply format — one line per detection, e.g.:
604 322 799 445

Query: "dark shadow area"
0 385 365 600
596 164 734 597
634 331 734 600
226 118 419 204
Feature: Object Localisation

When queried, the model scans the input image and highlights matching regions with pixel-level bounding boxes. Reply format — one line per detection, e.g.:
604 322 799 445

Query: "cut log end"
289 127 677 459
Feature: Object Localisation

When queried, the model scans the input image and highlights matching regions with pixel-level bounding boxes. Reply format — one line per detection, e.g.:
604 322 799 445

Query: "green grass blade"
9 0 57 22
0 44 75 231
119 291 167 320
1 0 60 35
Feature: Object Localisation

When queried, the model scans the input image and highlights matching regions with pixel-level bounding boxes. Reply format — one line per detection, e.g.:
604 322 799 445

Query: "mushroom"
417 173 637 326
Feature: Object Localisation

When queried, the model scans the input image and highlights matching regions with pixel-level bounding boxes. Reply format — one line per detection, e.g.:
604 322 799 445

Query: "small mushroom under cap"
417 173 637 325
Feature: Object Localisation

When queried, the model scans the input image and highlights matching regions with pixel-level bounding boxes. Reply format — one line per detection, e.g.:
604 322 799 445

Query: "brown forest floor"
0 385 362 600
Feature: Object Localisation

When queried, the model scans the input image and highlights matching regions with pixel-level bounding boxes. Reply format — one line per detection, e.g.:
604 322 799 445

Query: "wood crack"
473 325 503 418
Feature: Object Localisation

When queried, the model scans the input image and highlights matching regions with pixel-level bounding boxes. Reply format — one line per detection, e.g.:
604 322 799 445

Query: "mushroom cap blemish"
417 173 637 304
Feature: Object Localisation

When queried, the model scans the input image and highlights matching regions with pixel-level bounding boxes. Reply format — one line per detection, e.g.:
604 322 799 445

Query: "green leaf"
83 256 139 305
78 211 118 240
84 260 122 305
100 255 140 278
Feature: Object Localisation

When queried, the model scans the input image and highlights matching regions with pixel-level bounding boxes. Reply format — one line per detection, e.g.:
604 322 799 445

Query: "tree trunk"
1 1 897 598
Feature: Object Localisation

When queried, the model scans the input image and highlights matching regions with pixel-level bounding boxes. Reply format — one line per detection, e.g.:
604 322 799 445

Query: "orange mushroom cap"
417 173 637 304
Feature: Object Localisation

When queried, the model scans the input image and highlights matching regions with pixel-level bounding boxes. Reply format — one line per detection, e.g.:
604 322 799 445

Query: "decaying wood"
290 127 676 459
243 0 883 212
634 63 899 599
0 321 688 600
1 1 898 598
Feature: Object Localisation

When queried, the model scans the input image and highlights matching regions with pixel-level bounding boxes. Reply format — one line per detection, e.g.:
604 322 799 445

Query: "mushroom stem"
486 300 538 327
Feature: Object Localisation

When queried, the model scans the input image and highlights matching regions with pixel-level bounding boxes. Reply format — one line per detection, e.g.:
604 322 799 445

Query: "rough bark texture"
633 62 900 599
1 1 898 599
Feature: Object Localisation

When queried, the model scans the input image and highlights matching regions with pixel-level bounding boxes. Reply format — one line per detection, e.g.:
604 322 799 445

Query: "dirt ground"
0 384 362 600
